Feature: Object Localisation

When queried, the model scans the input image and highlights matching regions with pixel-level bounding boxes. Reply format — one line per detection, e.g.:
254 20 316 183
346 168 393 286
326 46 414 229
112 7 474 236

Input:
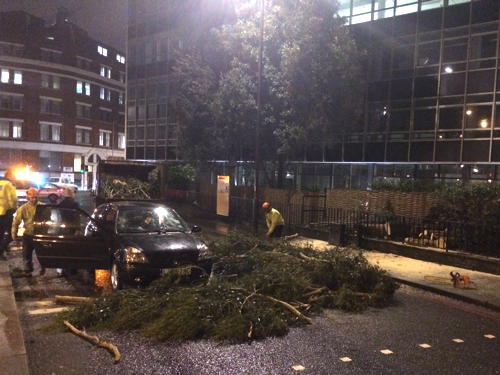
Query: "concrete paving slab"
0 353 30 375
0 258 30 375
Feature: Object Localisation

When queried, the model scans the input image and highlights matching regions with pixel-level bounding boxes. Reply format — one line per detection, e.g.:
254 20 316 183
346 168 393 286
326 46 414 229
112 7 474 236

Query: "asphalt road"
10 192 500 375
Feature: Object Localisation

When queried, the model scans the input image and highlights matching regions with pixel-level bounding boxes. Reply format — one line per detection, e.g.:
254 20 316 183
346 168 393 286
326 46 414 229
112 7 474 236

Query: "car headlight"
197 242 211 258
124 246 147 263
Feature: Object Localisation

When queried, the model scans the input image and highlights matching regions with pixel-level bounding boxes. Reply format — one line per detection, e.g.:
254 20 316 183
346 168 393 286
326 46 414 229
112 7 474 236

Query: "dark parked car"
32 201 211 290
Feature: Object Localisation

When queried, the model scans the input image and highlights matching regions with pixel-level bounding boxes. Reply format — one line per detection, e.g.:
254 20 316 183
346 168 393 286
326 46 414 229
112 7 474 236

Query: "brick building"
0 9 126 189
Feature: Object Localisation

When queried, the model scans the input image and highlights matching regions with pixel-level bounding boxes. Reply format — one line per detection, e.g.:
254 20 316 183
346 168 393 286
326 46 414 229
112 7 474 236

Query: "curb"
0 259 30 375
391 276 500 313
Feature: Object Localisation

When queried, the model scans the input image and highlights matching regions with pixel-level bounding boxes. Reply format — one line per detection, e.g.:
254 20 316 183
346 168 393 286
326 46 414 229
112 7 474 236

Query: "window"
439 107 463 129
40 122 62 142
12 121 22 138
99 130 111 147
40 97 62 114
76 56 91 70
0 93 23 110
118 133 125 149
118 92 124 105
76 103 91 118
414 77 438 97
464 105 492 129
440 73 465 96
1 69 22 85
116 54 126 64
443 38 468 63
0 119 23 139
417 43 439 66
99 109 112 122
40 48 62 63
469 34 497 60
100 87 111 101
413 109 436 130
39 151 62 171
119 71 125 83
97 45 108 56
76 81 91 96
467 70 495 94
76 127 91 144
100 65 111 79
41 74 60 89
0 42 23 57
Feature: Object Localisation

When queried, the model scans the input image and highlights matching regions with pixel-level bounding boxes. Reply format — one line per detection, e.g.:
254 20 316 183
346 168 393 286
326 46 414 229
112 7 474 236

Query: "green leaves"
171 0 365 162
57 232 397 343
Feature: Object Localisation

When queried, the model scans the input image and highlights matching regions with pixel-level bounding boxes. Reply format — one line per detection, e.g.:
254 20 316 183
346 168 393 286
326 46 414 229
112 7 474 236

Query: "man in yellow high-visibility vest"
0 170 17 258
262 202 285 238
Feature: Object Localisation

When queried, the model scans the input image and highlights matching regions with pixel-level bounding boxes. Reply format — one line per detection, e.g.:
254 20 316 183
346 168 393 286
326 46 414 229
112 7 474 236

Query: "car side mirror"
191 225 202 233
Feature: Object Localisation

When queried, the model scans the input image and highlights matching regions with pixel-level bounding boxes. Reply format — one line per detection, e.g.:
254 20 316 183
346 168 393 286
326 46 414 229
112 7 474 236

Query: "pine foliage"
58 232 397 342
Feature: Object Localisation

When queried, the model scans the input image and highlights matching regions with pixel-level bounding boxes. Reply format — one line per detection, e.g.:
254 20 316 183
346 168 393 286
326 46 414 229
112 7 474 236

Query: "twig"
261 294 313 324
231 287 313 324
55 295 94 304
240 291 257 313
303 287 328 297
63 320 121 363
299 252 330 264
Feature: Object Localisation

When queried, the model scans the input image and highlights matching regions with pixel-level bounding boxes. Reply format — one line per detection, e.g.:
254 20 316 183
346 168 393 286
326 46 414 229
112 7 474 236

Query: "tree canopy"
170 0 366 162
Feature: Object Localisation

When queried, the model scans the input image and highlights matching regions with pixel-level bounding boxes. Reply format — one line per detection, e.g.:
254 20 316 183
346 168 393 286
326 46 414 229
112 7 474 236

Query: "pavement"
1 203 499 375
0 251 30 375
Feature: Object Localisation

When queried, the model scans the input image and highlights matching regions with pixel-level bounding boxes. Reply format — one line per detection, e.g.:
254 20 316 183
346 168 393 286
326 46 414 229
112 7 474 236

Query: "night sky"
0 0 128 51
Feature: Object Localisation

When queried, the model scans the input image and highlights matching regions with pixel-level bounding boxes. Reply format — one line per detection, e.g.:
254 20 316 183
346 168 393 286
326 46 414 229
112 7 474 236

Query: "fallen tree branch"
55 295 95 304
63 320 121 363
260 294 313 324
303 287 329 297
231 287 313 324
299 252 331 264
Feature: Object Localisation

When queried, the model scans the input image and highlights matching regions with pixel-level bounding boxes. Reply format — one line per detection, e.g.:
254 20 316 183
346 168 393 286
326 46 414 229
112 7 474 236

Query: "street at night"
2 1 500 374
9 251 500 375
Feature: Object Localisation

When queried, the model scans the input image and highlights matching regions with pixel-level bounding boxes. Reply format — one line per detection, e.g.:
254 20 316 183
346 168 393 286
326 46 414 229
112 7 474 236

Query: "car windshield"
116 205 188 234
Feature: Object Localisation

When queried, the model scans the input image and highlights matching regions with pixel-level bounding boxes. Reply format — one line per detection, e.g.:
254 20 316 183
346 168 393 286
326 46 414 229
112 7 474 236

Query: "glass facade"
339 0 471 25
126 1 180 161
333 0 500 165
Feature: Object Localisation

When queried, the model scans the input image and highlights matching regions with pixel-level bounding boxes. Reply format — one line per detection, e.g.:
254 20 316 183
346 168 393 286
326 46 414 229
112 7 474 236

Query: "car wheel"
110 261 123 291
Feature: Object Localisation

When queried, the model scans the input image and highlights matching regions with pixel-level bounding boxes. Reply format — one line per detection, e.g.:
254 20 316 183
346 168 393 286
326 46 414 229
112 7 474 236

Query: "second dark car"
32 201 211 290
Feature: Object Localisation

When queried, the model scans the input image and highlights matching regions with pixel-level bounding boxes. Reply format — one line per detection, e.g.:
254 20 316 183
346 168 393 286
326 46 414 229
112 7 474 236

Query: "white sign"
63 166 74 172
61 173 74 183
216 175 230 216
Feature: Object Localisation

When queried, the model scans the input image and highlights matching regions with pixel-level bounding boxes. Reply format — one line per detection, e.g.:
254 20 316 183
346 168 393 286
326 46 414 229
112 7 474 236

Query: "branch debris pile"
100 174 151 200
57 232 398 342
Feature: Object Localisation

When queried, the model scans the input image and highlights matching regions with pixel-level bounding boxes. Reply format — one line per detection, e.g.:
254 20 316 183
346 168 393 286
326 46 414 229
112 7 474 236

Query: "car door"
33 205 111 270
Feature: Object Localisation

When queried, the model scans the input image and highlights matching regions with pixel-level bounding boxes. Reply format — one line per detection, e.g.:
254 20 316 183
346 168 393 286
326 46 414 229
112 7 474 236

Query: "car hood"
119 232 202 254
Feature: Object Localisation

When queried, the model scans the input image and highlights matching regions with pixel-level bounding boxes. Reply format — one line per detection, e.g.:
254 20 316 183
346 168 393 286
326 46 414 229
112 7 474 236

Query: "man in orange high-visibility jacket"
262 202 285 238
0 170 17 258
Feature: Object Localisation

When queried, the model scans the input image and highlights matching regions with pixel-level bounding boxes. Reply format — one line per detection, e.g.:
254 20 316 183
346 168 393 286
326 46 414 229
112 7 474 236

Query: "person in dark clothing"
56 187 79 276
58 187 79 209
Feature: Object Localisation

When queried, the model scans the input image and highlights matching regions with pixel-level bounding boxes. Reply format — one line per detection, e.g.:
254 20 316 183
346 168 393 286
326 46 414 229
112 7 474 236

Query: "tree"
279 0 366 157
170 53 218 161
171 0 365 164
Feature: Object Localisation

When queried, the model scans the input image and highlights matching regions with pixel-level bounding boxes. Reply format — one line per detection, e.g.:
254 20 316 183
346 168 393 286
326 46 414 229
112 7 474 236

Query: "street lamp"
253 0 265 234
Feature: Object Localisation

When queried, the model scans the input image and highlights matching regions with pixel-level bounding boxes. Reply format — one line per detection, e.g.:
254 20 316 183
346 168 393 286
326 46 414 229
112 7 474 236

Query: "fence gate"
301 190 327 225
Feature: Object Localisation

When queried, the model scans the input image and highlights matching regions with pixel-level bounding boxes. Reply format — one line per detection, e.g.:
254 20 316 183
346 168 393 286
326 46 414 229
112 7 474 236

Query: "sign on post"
216 175 230 216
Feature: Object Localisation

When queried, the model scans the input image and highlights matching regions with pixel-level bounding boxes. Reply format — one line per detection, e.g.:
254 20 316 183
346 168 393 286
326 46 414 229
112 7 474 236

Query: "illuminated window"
99 130 111 147
118 133 125 149
100 65 111 78
1 69 22 84
97 45 108 56
116 54 126 64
